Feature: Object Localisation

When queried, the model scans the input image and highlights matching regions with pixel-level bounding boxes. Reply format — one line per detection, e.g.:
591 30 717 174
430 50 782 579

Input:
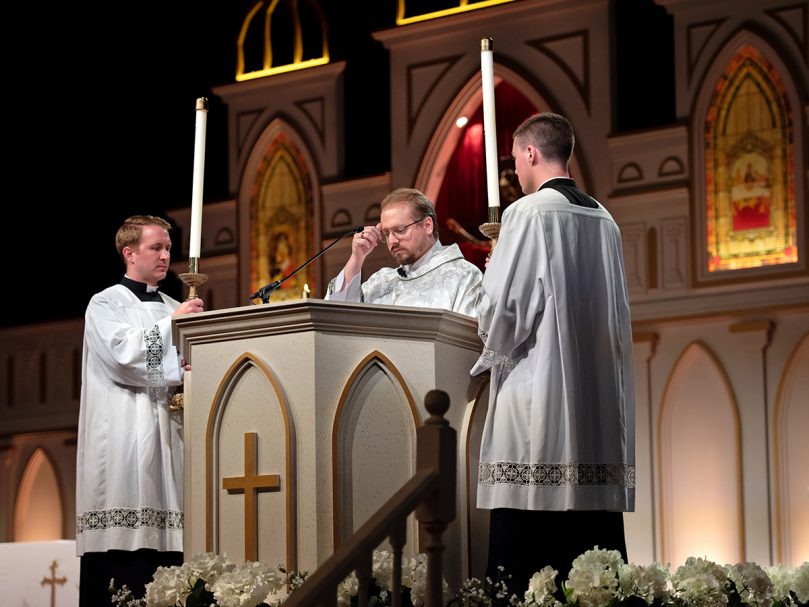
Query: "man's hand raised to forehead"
352 225 383 259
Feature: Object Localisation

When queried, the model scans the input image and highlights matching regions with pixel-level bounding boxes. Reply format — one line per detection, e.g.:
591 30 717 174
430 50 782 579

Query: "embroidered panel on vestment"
76 507 183 534
144 326 165 387
479 462 635 488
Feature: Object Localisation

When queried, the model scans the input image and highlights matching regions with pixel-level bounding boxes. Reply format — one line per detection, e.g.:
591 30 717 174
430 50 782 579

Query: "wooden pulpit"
173 300 491 589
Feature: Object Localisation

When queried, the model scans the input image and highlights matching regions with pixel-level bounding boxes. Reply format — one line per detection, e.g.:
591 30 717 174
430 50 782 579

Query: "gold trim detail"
396 0 515 25
237 0 330 81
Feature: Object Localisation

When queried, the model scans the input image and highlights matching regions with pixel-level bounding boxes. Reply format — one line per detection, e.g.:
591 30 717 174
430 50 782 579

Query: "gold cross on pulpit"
223 432 281 561
40 560 67 607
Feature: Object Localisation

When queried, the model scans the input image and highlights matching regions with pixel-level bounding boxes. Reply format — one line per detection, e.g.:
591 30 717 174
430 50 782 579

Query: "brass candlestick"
172 257 208 412
179 256 209 300
479 206 501 249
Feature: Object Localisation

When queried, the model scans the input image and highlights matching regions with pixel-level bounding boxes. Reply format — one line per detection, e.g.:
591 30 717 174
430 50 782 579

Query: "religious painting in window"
250 135 313 301
703 46 797 277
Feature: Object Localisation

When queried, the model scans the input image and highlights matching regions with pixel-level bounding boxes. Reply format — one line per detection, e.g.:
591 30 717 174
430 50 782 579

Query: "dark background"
3 0 672 327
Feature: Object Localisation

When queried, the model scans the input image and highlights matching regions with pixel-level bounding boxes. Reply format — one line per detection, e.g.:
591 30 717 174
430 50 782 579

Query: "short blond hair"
380 188 439 238
115 215 171 261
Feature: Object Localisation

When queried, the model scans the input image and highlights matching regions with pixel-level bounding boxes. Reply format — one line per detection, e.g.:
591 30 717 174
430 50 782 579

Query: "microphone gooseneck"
249 226 364 303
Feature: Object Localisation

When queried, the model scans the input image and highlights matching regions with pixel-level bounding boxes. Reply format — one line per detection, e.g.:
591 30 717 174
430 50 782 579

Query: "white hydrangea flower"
726 562 773 607
406 553 428 606
763 565 793 603
671 557 728 607
372 549 395 591
523 566 562 607
185 551 236 588
210 560 284 607
793 561 809 604
565 546 624 607
337 571 359 607
143 564 191 607
618 562 671 604
404 553 449 607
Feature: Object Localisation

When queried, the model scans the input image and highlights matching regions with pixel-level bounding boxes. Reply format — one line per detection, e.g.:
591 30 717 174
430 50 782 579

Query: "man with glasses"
325 187 482 316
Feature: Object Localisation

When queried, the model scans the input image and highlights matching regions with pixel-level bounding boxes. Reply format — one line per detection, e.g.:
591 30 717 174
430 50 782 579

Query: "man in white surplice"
472 113 635 595
75 215 204 606
325 188 482 316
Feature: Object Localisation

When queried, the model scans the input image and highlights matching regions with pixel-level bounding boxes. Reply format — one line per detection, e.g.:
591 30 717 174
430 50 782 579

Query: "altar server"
473 113 636 595
76 215 204 605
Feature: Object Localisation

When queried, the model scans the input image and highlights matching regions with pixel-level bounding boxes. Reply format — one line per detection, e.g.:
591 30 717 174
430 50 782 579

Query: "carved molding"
765 4 808 66
406 55 464 141
527 30 590 113
687 19 726 85
295 96 326 144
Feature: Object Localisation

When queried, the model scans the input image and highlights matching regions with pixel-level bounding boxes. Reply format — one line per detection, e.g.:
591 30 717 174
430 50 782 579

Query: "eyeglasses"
379 217 425 244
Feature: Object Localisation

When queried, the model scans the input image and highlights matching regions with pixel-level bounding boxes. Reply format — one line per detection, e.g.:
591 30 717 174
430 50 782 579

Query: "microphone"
397 267 407 277
249 226 364 303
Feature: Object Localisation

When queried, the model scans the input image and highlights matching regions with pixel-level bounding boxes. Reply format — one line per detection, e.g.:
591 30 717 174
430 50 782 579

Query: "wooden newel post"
416 389 456 607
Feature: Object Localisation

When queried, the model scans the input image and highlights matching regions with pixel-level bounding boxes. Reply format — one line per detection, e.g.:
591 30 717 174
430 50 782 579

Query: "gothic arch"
691 31 805 283
205 352 297 570
772 332 809 566
415 65 590 203
331 350 419 547
459 377 490 581
239 118 322 299
13 447 63 540
657 341 743 566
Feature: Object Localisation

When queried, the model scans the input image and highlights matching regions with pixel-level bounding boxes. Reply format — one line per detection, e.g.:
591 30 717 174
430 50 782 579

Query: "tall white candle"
189 97 208 259
480 38 500 209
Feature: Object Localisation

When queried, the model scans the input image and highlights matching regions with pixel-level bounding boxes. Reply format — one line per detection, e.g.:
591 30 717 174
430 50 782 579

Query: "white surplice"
325 241 482 317
472 188 635 512
75 284 185 555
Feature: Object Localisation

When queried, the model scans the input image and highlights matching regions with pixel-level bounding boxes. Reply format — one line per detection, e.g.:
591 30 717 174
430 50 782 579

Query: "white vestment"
325 241 482 316
473 188 635 512
75 284 184 555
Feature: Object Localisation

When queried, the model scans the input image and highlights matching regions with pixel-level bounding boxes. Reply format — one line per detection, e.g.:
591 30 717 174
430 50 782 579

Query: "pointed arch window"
704 46 797 274
250 135 313 300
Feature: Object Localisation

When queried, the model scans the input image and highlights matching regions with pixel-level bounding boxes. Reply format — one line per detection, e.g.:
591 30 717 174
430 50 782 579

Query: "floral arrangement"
111 547 809 607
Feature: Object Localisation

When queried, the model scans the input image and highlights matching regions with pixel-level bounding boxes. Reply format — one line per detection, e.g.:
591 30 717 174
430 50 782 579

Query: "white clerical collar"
124 275 160 292
403 240 444 274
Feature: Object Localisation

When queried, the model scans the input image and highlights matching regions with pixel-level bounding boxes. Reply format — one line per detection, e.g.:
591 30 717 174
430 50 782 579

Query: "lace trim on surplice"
478 461 636 488
76 506 183 534
478 346 516 375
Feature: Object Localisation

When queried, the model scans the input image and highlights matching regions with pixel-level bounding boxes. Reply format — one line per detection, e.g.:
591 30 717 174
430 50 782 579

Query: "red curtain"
435 81 537 269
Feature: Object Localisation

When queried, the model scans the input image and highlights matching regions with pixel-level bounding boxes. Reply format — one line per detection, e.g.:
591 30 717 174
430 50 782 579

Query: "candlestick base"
479 221 501 250
178 271 209 300
169 391 184 412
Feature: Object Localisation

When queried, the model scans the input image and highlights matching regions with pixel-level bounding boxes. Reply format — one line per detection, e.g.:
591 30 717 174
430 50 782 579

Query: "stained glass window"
250 135 313 300
704 46 797 273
